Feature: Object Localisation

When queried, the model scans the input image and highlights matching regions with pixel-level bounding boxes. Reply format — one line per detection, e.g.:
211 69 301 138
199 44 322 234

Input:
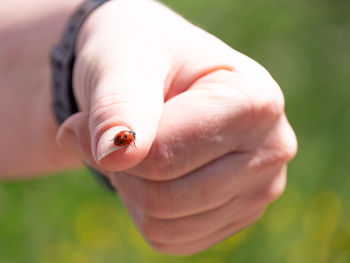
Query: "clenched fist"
57 0 297 255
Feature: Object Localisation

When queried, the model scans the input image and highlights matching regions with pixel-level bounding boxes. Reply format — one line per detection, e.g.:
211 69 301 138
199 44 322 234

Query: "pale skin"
0 0 297 256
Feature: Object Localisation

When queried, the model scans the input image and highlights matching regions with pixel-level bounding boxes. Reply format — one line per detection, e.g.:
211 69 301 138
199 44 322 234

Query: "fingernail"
96 126 129 161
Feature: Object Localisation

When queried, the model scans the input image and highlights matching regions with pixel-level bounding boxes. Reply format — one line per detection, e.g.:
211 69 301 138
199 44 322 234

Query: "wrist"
0 0 87 177
76 0 157 48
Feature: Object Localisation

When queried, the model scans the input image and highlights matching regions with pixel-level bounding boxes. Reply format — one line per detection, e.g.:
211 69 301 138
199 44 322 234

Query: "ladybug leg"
133 141 136 147
123 144 130 152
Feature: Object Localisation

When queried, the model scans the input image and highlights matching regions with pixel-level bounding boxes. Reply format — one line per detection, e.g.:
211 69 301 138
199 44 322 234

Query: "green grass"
1 0 350 262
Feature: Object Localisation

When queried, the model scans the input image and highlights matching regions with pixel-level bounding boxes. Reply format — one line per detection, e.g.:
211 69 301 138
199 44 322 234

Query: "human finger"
110 157 287 219
121 193 266 245
148 207 265 256
127 69 287 181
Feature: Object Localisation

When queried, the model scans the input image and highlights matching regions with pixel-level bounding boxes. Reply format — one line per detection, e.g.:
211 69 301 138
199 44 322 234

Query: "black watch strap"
51 0 115 192
51 0 110 124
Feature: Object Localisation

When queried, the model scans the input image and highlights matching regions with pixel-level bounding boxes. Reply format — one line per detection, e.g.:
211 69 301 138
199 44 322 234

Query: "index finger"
127 69 284 181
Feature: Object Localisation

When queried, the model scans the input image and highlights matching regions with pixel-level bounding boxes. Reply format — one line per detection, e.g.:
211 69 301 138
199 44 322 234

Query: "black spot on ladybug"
124 135 127 138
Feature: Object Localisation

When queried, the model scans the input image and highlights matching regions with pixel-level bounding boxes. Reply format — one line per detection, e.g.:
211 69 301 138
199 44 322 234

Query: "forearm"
0 0 84 178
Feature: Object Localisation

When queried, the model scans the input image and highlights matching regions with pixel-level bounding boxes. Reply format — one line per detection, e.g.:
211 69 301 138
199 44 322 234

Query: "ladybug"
113 130 136 150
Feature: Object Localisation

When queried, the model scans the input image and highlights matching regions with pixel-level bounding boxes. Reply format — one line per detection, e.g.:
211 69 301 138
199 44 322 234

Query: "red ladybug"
113 130 136 150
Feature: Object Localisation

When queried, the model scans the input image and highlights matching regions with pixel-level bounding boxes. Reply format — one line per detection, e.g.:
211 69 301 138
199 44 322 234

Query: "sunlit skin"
0 0 297 255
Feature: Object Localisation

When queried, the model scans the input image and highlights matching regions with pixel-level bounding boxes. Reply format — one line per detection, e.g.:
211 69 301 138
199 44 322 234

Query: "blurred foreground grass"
1 0 350 262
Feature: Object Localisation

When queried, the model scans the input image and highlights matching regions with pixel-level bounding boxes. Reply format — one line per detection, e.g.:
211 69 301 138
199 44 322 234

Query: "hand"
57 0 297 255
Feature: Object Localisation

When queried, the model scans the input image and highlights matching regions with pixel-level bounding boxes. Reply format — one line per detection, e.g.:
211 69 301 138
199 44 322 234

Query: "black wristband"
50 0 115 192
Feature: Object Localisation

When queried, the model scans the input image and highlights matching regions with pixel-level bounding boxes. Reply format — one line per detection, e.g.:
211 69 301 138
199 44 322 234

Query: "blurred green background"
1 0 350 262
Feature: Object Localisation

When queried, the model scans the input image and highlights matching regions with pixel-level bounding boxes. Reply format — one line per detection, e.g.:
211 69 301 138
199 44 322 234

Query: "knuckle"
252 147 290 170
262 186 283 203
250 79 285 122
269 146 293 166
282 142 297 164
264 91 285 119
260 172 287 203
267 132 298 167
261 185 284 203
253 127 297 170
283 128 298 162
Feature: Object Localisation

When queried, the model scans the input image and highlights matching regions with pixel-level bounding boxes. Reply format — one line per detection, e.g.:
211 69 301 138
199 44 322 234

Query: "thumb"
69 0 178 171
85 68 165 172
